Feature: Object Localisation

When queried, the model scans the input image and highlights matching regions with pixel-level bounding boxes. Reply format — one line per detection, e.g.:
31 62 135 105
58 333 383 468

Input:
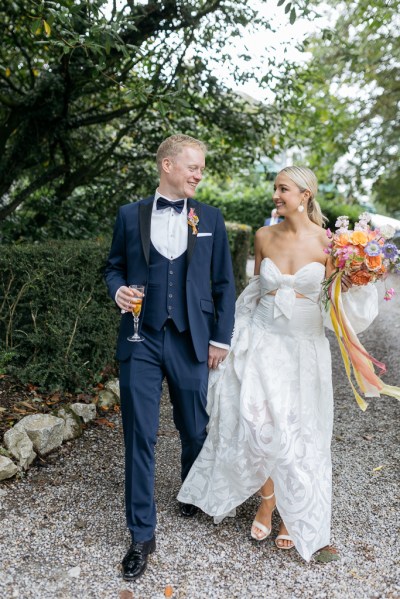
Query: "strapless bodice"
260 257 325 320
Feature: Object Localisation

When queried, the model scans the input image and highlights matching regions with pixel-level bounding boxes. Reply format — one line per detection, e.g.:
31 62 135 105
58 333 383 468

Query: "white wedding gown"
178 257 378 561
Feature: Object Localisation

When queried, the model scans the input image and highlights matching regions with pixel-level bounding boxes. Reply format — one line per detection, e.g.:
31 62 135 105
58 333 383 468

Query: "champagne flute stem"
134 315 139 337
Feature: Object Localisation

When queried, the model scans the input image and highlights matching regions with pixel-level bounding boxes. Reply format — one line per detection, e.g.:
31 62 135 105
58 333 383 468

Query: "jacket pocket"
200 299 214 314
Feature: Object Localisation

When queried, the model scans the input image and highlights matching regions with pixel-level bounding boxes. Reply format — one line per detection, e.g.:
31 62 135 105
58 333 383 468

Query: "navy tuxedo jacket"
104 196 236 362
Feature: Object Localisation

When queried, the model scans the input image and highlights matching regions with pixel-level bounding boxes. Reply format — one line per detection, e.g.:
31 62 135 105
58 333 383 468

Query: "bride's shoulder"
318 226 331 248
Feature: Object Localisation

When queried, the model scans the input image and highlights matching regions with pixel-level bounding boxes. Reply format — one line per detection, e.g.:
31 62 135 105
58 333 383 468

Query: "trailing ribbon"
329 272 400 410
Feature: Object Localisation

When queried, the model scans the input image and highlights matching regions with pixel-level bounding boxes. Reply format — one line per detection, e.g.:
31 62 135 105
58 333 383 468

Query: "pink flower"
384 288 395 301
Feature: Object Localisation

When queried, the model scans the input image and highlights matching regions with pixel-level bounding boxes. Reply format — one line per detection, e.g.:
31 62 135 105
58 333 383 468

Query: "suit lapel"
186 198 201 266
139 197 154 265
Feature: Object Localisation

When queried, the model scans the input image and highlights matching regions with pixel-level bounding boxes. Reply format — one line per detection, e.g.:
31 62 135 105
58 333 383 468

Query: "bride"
178 166 378 561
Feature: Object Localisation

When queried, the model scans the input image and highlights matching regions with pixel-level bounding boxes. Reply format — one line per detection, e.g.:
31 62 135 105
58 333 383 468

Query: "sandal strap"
252 520 271 536
275 535 293 542
260 492 275 500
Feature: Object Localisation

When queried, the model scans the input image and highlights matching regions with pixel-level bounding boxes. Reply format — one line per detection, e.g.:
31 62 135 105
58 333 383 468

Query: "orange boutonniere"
187 208 199 235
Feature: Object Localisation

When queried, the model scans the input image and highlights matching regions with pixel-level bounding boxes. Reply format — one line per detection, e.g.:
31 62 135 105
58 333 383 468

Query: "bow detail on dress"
273 276 296 320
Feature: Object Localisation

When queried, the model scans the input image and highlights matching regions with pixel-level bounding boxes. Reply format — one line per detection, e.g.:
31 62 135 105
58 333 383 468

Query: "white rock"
67 566 81 578
105 378 120 400
97 390 118 410
15 414 64 455
3 427 36 469
54 407 83 441
70 403 97 423
0 455 19 481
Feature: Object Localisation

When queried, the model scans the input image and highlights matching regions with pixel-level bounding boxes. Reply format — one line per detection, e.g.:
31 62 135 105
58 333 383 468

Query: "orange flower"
350 269 373 285
351 231 368 246
335 233 350 247
365 254 382 271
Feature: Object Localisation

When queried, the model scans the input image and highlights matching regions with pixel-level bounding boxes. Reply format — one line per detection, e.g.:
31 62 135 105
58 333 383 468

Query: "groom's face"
162 145 205 199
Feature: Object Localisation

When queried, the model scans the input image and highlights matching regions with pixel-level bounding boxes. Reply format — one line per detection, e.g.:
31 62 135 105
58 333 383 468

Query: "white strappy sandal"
275 533 294 550
250 492 276 541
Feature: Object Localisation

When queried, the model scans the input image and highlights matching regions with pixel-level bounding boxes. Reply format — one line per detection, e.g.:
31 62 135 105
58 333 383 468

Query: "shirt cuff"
115 287 127 314
209 340 230 350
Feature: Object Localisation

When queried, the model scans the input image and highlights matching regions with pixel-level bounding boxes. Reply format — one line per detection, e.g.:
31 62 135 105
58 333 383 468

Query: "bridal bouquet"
323 212 399 302
323 212 400 410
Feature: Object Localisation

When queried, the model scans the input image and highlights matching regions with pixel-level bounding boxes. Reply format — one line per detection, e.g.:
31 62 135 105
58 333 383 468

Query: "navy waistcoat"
142 244 189 332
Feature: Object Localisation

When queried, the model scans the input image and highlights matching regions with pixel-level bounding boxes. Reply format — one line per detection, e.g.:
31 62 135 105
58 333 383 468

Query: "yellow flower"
351 231 368 246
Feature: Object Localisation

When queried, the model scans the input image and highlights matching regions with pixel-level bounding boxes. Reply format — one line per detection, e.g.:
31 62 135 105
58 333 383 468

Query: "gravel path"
0 279 399 599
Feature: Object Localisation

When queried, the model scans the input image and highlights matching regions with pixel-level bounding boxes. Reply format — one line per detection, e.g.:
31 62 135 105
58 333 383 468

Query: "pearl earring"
298 203 304 213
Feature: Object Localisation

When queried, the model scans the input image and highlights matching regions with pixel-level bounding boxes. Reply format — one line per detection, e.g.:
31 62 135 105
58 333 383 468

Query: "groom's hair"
156 134 207 173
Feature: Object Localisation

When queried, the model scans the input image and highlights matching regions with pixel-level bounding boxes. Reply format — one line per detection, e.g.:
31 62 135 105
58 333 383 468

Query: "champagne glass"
127 285 145 342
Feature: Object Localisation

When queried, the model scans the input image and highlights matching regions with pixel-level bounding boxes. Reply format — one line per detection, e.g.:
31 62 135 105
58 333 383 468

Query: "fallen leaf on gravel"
18 401 38 411
164 585 173 597
13 407 29 414
119 590 133 599
94 418 115 428
372 465 384 472
314 546 340 563
0 406 6 412
362 434 373 441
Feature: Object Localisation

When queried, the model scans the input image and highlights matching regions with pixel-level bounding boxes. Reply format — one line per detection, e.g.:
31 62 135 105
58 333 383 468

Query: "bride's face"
273 173 308 216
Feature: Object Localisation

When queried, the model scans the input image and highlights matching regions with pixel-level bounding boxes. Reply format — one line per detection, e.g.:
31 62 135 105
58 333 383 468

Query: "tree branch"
0 165 66 222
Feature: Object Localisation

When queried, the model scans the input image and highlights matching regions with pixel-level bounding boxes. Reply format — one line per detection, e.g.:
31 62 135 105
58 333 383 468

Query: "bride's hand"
341 274 352 292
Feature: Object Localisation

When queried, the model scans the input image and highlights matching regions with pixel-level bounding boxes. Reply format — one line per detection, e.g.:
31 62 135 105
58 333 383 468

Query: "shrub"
226 222 252 295
0 240 119 392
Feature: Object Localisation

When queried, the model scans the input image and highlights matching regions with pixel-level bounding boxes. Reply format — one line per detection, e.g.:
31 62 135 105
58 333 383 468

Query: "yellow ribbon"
329 273 400 410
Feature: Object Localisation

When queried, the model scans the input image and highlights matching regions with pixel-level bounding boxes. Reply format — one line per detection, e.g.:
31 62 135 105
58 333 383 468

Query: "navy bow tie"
156 197 185 214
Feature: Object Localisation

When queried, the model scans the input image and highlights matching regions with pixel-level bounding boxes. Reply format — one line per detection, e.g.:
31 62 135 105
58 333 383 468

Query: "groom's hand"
208 346 228 370
116 286 143 312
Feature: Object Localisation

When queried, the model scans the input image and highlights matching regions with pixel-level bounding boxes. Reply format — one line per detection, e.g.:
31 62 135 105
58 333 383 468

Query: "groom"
104 134 236 581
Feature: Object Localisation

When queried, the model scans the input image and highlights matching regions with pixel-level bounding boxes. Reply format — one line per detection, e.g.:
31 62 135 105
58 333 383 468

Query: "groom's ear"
161 157 173 174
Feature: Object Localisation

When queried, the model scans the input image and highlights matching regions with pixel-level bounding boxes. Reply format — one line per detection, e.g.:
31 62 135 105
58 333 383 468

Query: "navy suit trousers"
119 320 209 542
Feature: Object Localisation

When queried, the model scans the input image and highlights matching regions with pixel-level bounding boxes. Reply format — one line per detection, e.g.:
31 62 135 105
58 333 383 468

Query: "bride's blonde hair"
279 166 328 228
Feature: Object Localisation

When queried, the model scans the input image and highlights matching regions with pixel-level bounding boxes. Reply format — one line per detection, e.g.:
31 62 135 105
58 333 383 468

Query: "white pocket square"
197 232 212 237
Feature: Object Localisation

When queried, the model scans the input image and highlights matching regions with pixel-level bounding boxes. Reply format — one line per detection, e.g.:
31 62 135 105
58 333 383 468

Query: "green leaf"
289 7 296 24
285 3 292 14
31 19 42 35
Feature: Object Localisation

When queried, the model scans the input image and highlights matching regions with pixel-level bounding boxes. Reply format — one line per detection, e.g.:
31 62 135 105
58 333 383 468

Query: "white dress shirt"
152 190 188 259
116 190 229 350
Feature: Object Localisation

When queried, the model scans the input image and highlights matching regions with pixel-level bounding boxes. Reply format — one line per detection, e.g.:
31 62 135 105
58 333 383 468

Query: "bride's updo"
279 166 328 227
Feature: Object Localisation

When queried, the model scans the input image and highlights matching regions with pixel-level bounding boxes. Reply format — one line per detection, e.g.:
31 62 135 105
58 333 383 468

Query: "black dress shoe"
121 537 156 581
179 502 199 518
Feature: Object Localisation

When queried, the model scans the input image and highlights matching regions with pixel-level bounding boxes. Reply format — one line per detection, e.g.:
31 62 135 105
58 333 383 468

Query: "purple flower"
382 243 398 261
365 241 381 257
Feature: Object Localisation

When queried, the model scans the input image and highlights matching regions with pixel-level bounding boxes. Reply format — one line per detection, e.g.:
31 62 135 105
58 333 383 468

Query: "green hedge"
0 240 119 392
226 222 252 295
0 226 251 391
